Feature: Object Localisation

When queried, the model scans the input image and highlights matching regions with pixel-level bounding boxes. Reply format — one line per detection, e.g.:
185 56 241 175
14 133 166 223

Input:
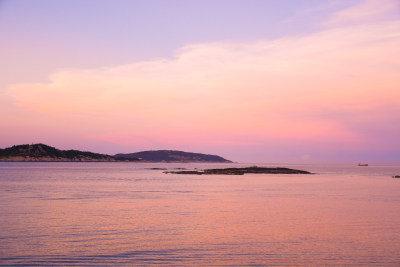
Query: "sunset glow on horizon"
1 0 400 163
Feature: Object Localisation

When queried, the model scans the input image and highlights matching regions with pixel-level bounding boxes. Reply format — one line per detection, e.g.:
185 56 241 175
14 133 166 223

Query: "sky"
1 0 400 163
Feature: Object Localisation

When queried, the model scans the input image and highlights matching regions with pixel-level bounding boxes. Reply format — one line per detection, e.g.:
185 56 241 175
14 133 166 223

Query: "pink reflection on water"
0 163 400 265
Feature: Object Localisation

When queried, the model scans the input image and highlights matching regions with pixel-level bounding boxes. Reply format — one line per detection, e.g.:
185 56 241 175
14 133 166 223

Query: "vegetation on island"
0 144 231 163
0 144 139 162
114 150 232 163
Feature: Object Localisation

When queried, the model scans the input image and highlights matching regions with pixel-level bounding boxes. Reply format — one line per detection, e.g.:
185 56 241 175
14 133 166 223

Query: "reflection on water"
1 162 400 266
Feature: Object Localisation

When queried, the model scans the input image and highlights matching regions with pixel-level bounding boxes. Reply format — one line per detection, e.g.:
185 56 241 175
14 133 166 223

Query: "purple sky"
0 0 354 87
1 0 400 163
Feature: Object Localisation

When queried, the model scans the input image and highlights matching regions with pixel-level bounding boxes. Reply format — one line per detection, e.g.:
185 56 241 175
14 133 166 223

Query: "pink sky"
1 0 400 163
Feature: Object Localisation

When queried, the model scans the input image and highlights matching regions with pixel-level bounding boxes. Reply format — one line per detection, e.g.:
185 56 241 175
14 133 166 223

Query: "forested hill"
0 144 138 162
0 144 231 163
114 150 232 163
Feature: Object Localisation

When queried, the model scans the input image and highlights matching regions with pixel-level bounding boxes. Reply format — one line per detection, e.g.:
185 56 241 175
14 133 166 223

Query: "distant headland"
0 144 123 162
0 144 232 163
114 150 232 163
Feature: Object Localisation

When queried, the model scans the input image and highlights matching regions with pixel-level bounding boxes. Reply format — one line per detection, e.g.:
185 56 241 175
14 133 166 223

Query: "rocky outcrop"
164 166 312 175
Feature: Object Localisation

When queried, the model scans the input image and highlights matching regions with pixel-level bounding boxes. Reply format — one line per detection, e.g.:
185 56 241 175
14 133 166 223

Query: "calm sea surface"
1 162 400 266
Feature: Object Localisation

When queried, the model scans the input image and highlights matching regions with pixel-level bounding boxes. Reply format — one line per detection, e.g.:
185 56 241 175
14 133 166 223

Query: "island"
0 144 140 162
114 150 232 163
164 166 312 175
0 144 232 163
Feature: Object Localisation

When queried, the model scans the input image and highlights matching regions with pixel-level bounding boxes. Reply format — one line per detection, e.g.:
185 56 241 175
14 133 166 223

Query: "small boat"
358 163 368 166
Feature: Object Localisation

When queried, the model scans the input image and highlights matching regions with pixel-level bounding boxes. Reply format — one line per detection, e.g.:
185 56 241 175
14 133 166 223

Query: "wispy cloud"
5 0 400 160
324 0 400 26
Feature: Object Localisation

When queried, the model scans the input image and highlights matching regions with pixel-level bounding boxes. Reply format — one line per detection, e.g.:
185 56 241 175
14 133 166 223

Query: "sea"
0 162 400 266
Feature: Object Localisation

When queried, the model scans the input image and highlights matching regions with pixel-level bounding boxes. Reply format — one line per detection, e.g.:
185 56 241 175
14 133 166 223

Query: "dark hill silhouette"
0 144 139 162
0 144 231 163
114 150 232 163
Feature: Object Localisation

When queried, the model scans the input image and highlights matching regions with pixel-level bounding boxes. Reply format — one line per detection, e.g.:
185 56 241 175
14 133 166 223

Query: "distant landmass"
114 150 232 163
0 144 138 162
0 144 232 163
